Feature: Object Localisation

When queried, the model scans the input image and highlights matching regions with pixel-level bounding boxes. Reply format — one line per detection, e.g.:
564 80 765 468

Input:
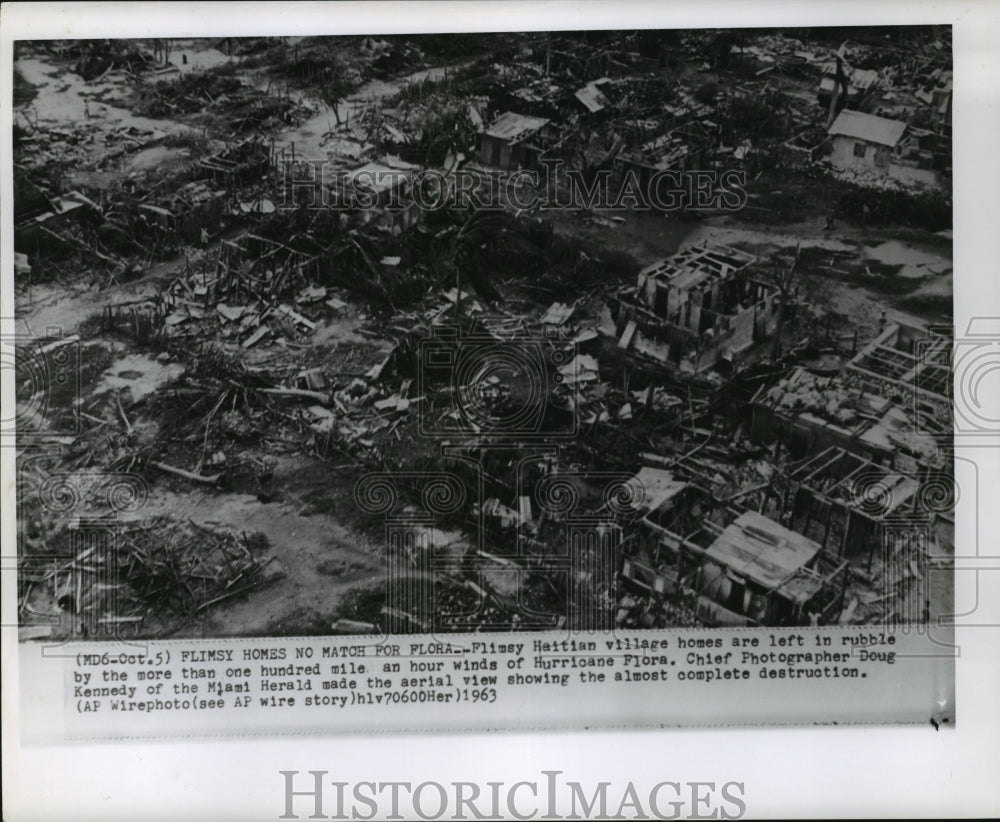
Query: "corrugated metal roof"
627 467 686 514
828 110 906 147
483 111 551 142
575 79 610 113
344 162 416 193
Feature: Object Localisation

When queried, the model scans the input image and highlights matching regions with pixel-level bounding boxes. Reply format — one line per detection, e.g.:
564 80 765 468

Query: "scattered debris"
13 28 953 637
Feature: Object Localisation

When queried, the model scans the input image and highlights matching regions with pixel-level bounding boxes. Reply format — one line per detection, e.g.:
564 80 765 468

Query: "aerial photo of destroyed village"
13 27 955 642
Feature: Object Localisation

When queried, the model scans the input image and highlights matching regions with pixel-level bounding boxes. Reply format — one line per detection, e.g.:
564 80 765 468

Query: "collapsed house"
507 80 564 117
844 321 951 424
925 71 953 137
199 136 271 185
750 364 944 470
141 180 231 244
212 231 321 315
749 320 951 578
817 62 880 111
338 159 423 233
613 120 715 191
766 445 947 573
14 191 94 254
610 244 780 373
475 111 558 171
623 475 849 627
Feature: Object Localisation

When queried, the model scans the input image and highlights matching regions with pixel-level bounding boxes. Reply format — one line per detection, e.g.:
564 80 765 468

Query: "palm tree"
447 209 531 323
319 57 355 127
767 243 801 360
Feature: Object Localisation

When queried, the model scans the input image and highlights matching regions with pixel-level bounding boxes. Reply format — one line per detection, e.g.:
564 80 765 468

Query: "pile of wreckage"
101 229 947 633
13 134 280 282
750 322 949 466
16 456 284 639
14 31 955 638
612 328 951 627
132 67 314 132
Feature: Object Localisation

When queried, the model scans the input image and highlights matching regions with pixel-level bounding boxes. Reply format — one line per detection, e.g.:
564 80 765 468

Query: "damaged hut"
475 111 559 172
610 244 780 373
624 475 849 627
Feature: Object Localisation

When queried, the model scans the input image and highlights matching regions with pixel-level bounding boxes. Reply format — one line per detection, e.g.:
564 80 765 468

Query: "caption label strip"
17 626 954 742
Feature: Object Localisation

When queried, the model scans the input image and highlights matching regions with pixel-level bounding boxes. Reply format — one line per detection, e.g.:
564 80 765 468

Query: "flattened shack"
614 120 715 192
816 63 879 110
339 160 423 231
476 111 557 171
14 192 92 252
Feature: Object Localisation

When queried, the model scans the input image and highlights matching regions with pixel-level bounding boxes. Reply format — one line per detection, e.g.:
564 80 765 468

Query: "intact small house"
827 110 907 173
826 110 938 186
476 112 557 172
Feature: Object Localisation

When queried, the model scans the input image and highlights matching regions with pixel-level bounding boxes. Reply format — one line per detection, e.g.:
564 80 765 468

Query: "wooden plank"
618 319 638 349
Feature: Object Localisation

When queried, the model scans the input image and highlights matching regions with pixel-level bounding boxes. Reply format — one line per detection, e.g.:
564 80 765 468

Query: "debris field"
13 29 954 640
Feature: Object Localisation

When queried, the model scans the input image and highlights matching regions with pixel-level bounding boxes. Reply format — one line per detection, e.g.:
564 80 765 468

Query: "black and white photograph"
11 26 957 641
3 2 998 819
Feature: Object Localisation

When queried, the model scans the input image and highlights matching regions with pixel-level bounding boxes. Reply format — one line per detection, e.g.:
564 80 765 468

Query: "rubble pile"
20 516 281 638
765 371 859 426
132 68 313 132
